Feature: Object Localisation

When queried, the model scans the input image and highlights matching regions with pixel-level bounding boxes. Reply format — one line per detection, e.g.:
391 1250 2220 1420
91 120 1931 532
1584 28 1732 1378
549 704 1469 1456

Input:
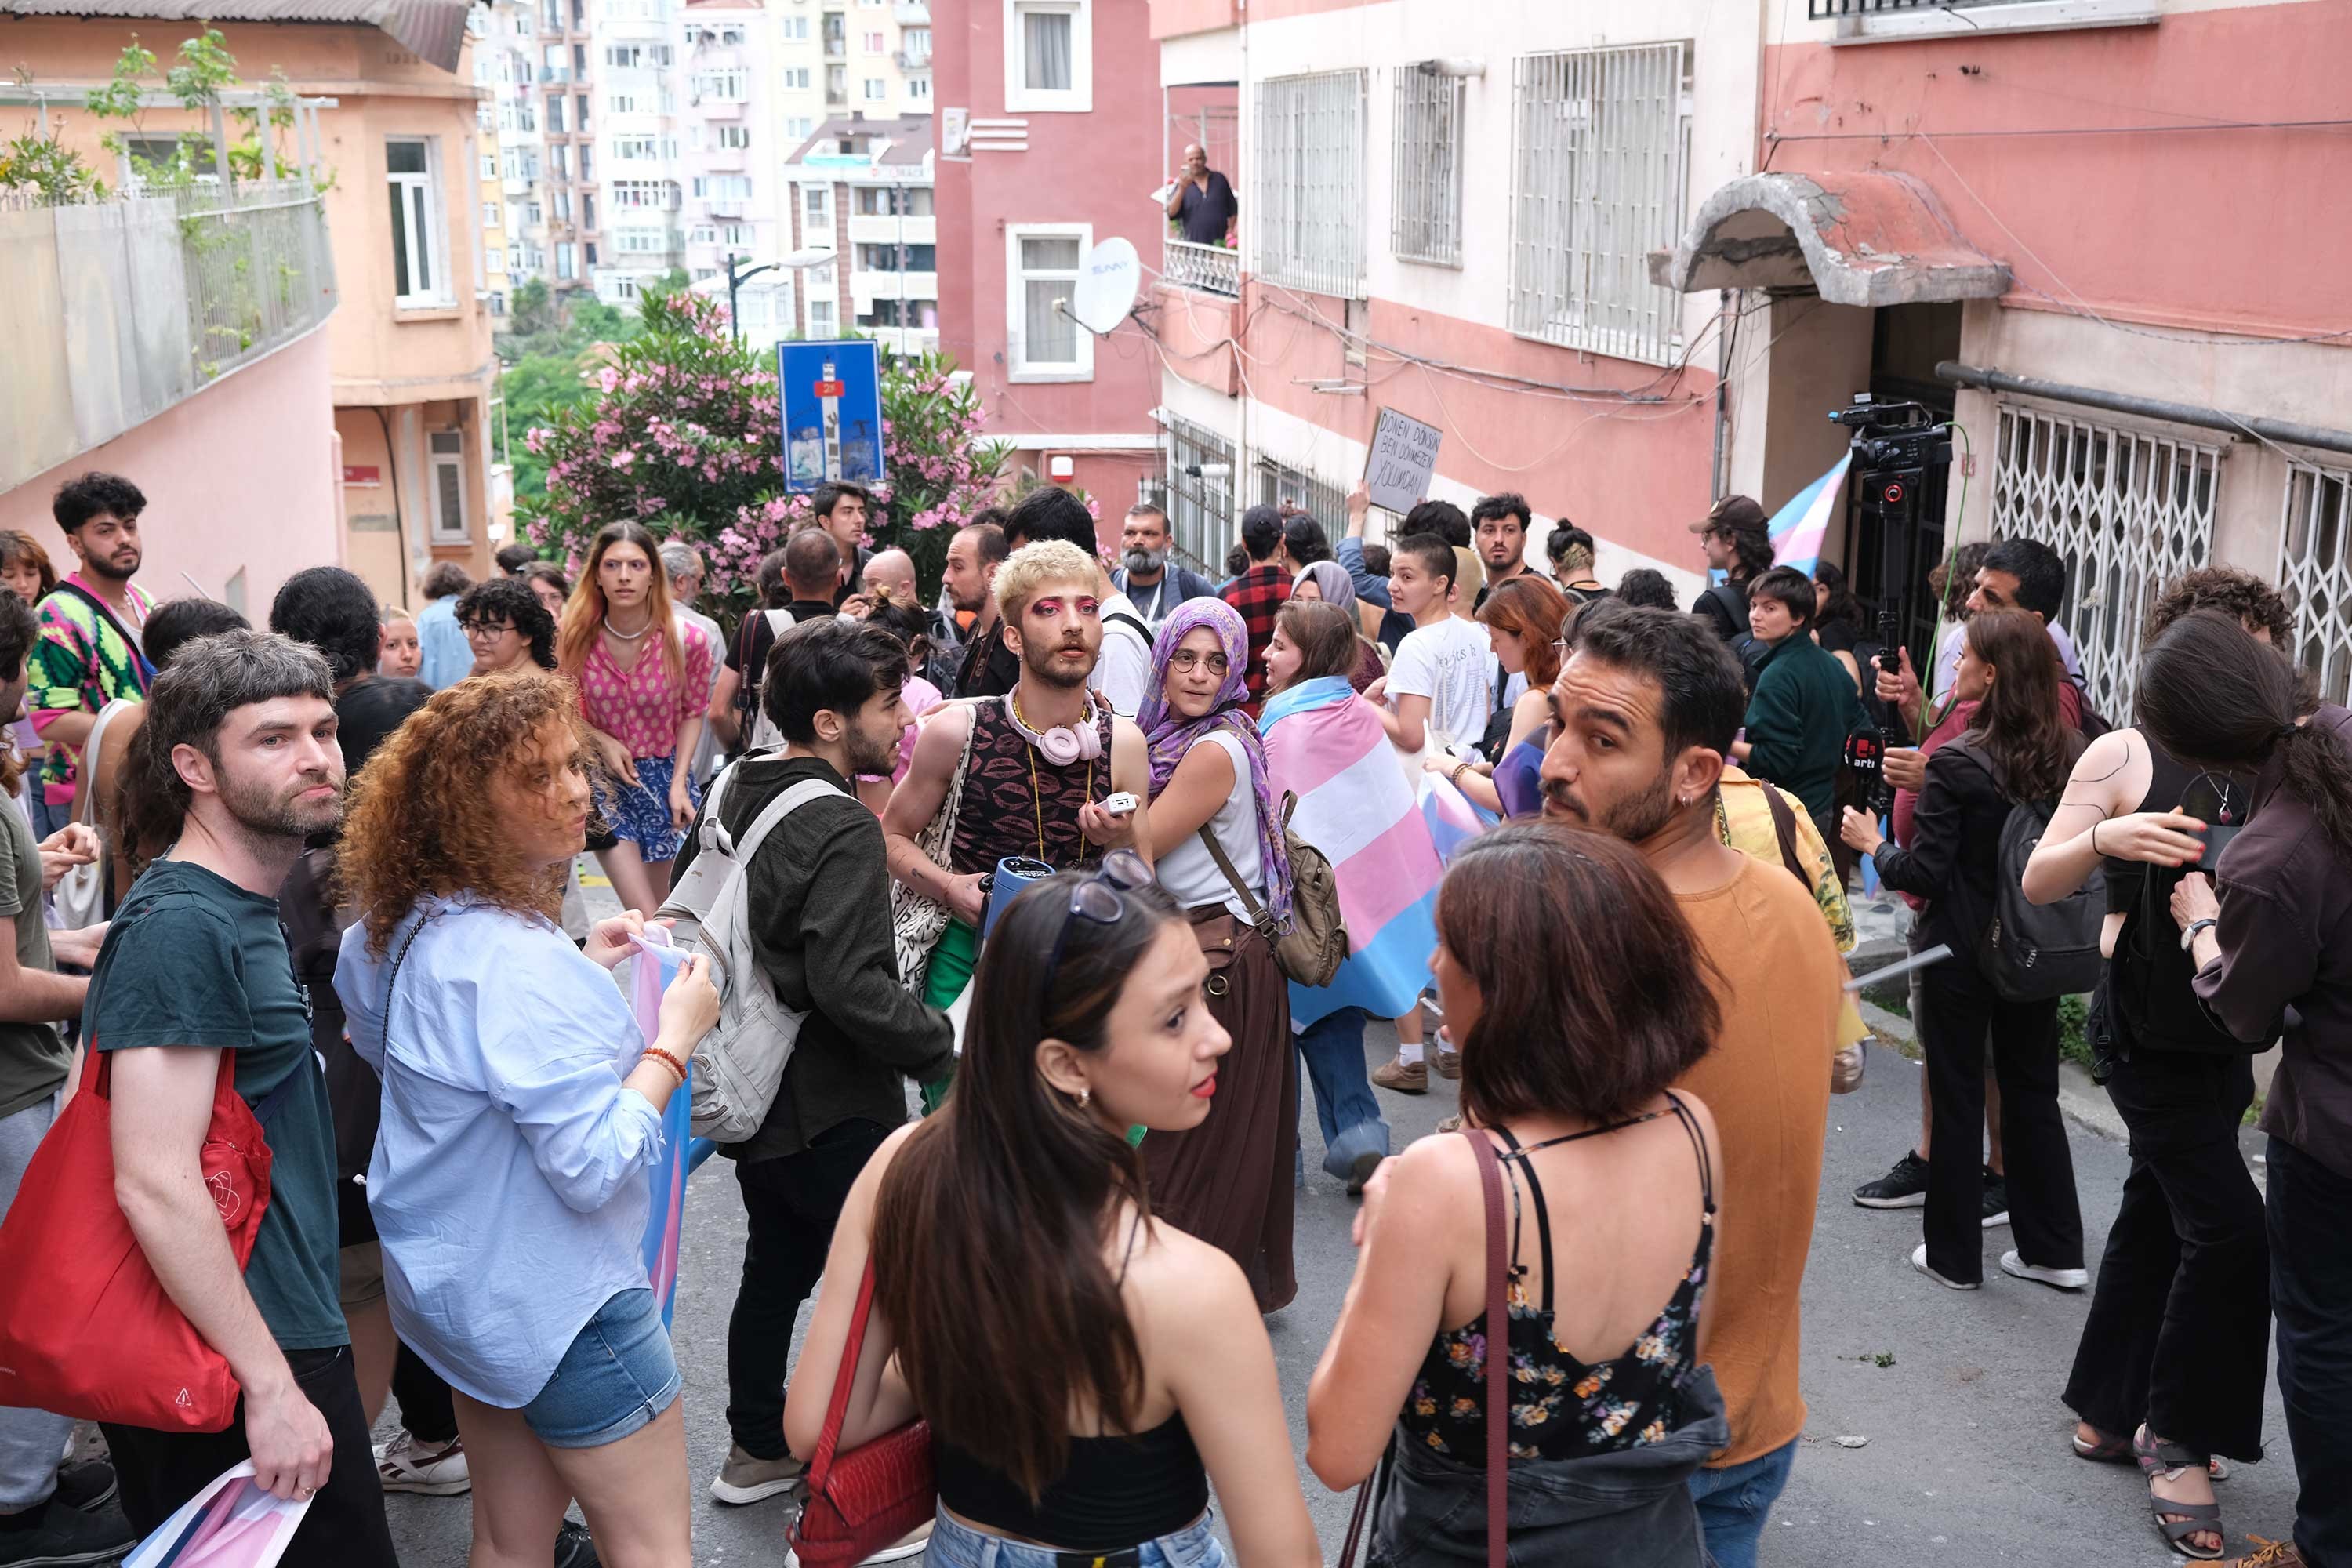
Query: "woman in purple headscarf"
1136 597 1298 1312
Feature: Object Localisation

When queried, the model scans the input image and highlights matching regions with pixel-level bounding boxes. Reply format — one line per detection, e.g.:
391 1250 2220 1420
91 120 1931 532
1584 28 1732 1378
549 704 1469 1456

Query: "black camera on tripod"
1828 396 1955 813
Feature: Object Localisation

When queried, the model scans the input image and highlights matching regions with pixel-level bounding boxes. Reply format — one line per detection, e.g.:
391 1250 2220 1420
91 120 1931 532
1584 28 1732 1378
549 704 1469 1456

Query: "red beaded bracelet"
643 1046 688 1082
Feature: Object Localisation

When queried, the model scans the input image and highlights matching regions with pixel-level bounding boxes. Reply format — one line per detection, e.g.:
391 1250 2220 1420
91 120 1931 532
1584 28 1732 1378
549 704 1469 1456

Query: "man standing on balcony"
28 473 156 840
1166 143 1237 246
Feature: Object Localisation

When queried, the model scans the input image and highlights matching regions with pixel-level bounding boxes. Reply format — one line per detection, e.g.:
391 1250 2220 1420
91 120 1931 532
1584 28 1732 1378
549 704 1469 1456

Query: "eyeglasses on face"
459 619 515 637
1167 648 1230 676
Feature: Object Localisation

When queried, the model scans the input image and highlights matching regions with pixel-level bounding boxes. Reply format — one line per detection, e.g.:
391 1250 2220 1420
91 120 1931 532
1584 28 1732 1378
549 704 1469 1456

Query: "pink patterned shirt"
576 622 715 760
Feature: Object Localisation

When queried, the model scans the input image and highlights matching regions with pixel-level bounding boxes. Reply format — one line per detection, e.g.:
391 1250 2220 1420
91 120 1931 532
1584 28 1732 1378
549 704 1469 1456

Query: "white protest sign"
1363 407 1443 515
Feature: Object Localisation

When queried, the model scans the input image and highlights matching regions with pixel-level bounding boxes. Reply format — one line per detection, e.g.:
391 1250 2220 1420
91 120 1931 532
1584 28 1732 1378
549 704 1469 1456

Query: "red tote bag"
0 1047 281 1433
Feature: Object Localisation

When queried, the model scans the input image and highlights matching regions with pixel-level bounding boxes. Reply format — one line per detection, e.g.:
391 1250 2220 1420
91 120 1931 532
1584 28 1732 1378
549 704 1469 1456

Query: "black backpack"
1949 739 2105 1001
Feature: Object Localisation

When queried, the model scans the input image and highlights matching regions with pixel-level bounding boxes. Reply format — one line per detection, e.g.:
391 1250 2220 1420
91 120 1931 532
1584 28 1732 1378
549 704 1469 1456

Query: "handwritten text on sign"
1363 408 1443 515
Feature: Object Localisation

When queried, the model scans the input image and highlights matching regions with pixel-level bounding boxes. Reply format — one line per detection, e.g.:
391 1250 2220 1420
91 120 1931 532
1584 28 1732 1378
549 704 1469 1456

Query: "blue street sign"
778 339 884 492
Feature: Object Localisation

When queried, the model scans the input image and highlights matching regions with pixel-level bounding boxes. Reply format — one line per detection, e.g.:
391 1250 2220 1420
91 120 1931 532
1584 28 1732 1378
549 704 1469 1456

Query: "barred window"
1158 415 1236 572
1509 42 1691 366
2278 459 2352 705
1254 70 1367 299
1391 65 1464 267
1255 458 1348 537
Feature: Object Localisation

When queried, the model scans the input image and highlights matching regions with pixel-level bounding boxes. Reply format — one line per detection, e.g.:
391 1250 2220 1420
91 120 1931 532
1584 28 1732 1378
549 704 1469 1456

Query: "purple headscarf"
1137 597 1294 924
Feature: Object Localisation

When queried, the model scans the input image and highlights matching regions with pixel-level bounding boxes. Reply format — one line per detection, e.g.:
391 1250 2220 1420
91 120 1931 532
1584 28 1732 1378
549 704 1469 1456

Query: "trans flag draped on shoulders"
1261 676 1443 1029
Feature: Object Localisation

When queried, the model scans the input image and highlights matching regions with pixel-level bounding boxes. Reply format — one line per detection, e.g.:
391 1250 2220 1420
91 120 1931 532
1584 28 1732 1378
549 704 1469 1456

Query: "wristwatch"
2180 917 2217 953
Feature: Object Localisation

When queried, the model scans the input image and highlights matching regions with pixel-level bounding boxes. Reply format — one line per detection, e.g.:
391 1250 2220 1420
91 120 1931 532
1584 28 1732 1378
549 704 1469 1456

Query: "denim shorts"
521 1288 681 1450
926 1505 1224 1568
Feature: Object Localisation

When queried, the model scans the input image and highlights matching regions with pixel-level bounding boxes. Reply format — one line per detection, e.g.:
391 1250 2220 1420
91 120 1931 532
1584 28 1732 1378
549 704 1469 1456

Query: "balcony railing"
1163 238 1239 298
893 1 929 22
0 177 336 494
896 45 931 69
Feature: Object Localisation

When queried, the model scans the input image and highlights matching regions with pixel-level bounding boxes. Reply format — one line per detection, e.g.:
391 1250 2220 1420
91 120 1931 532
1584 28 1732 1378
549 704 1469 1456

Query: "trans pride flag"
1762 452 1853 576
626 933 695 1330
1261 677 1444 1029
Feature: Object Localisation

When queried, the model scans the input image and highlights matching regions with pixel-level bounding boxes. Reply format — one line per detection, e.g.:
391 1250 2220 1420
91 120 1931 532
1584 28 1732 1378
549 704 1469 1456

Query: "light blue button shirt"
415 595 472 690
336 896 665 1407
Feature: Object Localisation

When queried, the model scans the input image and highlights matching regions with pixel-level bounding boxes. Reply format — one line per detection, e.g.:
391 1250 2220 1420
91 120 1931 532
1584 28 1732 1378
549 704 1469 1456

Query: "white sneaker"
710 1444 806 1506
786 1520 934 1568
1999 1250 2088 1290
375 1431 472 1496
1911 1243 1979 1290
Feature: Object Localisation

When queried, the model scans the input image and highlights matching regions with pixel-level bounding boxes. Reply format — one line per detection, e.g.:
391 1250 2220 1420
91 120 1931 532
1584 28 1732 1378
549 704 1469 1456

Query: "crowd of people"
0 465 2344 1568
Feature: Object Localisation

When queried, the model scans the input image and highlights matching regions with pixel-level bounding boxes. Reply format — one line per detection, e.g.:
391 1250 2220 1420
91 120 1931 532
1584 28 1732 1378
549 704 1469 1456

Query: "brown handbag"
1195 790 1346 988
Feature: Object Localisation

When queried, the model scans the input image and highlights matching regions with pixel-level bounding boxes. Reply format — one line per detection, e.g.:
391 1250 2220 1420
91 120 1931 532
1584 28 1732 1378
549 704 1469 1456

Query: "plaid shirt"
1221 561 1290 710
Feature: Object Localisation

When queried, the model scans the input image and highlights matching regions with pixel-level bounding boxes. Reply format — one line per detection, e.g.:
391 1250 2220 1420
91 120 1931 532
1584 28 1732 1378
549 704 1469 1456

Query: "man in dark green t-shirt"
86 629 396 1566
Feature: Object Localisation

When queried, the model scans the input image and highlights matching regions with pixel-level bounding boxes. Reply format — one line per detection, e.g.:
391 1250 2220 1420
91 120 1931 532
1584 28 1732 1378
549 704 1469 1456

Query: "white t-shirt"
1091 590 1152 719
1152 731 1261 921
1388 615 1495 749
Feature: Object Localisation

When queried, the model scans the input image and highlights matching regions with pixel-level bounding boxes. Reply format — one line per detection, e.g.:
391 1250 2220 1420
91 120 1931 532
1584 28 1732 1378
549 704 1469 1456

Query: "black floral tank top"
1399 1096 1715 1463
948 694 1113 876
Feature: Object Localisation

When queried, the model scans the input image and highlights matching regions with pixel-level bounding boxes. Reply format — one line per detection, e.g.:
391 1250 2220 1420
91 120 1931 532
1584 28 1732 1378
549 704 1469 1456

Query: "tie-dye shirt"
28 575 156 806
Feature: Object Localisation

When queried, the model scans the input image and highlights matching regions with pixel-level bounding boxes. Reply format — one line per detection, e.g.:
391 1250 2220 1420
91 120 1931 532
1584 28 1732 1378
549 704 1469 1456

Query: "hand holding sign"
1363 408 1443 515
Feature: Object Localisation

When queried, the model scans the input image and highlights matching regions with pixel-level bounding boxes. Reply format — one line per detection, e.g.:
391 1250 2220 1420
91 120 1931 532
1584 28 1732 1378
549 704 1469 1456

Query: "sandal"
2075 1426 2230 1480
2135 1425 2225 1560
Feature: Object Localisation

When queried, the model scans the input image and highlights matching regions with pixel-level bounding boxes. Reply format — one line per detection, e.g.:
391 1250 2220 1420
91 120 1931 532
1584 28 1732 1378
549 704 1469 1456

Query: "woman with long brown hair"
1842 608 2086 1292
1307 825 1729 1563
555 521 714 916
782 866 1320 1568
1440 574 1570 819
334 672 720 1568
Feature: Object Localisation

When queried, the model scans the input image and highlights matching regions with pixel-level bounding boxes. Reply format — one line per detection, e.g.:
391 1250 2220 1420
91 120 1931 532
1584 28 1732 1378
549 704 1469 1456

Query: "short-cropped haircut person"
143 598 251 673
1004 485 1100 554
764 616 910 744
993 540 1099 622
1392 533 1457 595
1745 566 1818 630
270 565 390 684
1570 601 1749 760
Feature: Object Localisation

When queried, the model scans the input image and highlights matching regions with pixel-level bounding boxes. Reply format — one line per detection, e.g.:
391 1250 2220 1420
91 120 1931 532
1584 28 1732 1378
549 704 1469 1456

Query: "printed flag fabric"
627 931 693 1331
124 1462 309 1568
1763 452 1853 577
1261 677 1445 1029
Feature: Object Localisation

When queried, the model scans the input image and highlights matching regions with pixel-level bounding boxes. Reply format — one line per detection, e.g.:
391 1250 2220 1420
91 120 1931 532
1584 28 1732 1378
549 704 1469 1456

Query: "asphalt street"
377 867 2299 1563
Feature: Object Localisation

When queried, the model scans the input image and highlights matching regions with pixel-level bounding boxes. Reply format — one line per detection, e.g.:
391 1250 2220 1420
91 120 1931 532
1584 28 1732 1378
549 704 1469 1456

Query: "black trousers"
392 1341 459 1446
724 1119 892 1460
2267 1135 2352 1568
1917 962 2082 1284
101 1345 397 1568
2063 1050 2269 1459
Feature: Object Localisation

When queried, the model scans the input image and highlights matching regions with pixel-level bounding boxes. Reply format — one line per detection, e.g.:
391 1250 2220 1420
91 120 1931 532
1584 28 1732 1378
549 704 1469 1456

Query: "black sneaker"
1982 1170 2011 1229
554 1519 602 1568
48 1461 115 1515
1853 1151 1930 1209
0 1496 137 1567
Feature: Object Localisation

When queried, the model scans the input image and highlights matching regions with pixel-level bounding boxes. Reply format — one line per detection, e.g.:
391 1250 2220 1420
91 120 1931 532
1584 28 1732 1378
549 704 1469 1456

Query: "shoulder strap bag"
1196 791 1345 988
889 703 980 995
787 1258 935 1568
51 696 132 930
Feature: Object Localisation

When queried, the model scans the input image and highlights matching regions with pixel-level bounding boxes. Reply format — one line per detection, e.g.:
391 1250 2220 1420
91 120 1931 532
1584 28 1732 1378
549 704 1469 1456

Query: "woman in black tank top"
2019 565 2292 1556
780 864 1320 1568
1305 826 1731 1566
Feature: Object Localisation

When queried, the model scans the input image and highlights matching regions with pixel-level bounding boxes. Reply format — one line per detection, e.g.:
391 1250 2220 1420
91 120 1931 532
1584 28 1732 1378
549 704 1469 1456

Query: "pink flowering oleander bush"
521 287 1009 620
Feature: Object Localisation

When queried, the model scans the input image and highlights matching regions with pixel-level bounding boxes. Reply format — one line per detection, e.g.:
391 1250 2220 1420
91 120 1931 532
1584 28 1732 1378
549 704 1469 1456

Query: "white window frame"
862 77 886 101
1392 64 1465 268
784 66 811 89
1003 0 1091 114
1253 71 1366 299
1508 42 1692 366
387 136 450 309
717 123 752 149
906 74 930 101
427 430 470 543
1005 221 1092 383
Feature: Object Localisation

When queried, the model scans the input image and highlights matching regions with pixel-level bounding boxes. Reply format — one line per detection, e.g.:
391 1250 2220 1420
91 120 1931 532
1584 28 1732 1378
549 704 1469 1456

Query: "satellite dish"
1069 236 1141 336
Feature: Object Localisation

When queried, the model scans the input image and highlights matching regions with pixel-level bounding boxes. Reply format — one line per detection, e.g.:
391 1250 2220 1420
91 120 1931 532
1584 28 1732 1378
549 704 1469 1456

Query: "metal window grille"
1508 43 1690 366
1254 70 1367 299
1809 0 2008 15
1155 414 1236 572
1255 458 1349 536
2276 459 2352 706
1988 404 2223 717
1391 65 1464 267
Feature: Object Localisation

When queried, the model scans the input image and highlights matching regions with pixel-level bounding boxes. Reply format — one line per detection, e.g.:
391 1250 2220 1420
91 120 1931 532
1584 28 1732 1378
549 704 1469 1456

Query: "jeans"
1916 962 2082 1284
724 1119 891 1460
1686 1437 1797 1568
2063 1051 2268 1460
1293 1007 1390 1178
926 1504 1224 1567
103 1346 397 1568
0 1087 72 1510
2267 1134 2352 1568
25 791 64 843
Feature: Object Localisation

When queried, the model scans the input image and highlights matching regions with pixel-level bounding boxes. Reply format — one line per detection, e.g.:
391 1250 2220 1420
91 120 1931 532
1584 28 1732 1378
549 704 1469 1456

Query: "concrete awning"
1649 171 2010 307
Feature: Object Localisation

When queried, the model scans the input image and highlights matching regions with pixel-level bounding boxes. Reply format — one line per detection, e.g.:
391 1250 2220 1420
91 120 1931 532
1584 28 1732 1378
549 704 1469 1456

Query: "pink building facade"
933 0 1166 541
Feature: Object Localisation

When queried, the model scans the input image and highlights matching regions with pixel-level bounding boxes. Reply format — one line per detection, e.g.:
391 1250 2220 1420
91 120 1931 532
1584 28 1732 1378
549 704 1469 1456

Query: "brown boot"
1371 1055 1428 1094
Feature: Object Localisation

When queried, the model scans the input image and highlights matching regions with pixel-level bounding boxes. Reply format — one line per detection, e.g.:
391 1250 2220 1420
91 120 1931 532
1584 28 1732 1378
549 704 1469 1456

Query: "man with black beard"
1537 603 1844 1566
81 632 401 1566
677 617 955 1521
1111 503 1215 634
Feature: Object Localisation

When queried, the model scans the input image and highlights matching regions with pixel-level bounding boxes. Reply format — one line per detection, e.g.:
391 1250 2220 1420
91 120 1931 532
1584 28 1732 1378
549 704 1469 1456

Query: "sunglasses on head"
1040 848 1153 1002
